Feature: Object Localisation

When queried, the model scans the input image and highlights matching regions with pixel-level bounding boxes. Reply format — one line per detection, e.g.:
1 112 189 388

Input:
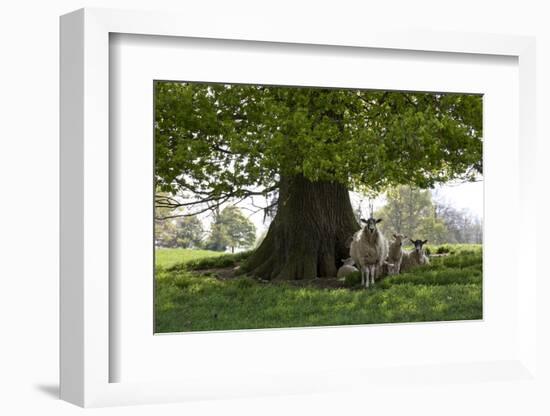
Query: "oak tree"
155 82 482 279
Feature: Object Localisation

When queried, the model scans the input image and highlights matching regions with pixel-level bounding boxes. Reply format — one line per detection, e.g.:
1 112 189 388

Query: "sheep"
400 239 429 272
349 217 389 288
337 257 359 279
387 234 408 275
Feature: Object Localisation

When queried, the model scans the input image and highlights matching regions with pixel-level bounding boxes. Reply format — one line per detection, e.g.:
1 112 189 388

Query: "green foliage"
155 192 205 248
379 266 481 288
204 206 256 252
418 216 449 245
376 185 432 234
204 221 230 252
155 245 482 332
343 271 361 287
155 218 177 248
436 246 451 254
168 251 251 272
155 215 205 248
376 185 449 243
375 185 482 244
176 216 204 248
220 206 256 252
155 82 483 198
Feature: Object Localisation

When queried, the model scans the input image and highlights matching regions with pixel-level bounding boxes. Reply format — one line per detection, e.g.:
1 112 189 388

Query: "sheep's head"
410 239 428 253
392 234 408 246
361 217 382 234
341 257 355 266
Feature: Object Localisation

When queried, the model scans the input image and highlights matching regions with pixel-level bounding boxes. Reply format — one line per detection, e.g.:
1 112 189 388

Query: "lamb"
349 217 389 288
337 257 359 279
400 239 429 272
387 234 407 275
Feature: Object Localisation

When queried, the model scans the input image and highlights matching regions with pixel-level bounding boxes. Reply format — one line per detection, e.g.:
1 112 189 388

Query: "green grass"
155 248 226 269
155 245 482 333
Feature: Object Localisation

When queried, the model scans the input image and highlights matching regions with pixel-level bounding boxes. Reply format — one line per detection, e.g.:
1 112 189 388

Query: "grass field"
155 248 226 269
155 245 482 333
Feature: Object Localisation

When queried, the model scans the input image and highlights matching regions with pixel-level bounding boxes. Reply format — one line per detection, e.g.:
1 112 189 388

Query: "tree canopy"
154 82 483 213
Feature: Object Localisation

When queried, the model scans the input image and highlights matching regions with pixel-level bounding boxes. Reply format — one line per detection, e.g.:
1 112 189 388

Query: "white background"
111 34 518 383
1 1 549 415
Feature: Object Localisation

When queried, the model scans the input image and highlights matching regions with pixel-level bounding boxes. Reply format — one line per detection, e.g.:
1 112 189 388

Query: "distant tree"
222 207 256 253
375 185 453 244
155 193 204 248
205 207 256 252
417 216 449 245
375 185 484 244
155 218 178 248
375 185 443 241
174 216 204 248
434 202 483 244
204 221 231 252
155 216 205 248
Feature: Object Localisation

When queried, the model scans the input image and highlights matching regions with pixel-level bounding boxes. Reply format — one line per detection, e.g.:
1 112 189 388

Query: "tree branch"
155 195 232 220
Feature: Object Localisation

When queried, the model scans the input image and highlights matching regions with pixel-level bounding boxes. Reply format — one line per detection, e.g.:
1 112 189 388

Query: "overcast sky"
433 180 483 219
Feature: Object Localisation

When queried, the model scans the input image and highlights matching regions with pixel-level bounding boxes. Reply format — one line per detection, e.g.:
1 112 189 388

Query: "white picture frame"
111 33 515 385
60 7 539 408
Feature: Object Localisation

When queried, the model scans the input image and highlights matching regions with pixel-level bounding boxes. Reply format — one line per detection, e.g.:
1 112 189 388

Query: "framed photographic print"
60 7 540 409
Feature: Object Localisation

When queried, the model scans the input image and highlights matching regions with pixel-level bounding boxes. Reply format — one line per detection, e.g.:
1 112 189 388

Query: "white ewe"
349 217 388 288
400 239 429 272
387 234 407 275
337 257 359 279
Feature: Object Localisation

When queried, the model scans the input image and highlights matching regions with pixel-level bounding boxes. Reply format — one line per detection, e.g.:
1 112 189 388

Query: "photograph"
153 81 483 333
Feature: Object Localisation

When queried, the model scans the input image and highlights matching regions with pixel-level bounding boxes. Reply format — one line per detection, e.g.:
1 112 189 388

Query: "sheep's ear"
422 240 428 244
361 218 367 224
410 239 415 244
376 218 382 223
393 234 397 239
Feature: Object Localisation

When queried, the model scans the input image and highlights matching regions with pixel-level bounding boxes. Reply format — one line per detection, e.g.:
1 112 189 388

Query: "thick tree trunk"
243 175 359 280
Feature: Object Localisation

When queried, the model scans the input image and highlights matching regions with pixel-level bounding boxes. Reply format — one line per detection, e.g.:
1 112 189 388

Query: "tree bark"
242 175 359 280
